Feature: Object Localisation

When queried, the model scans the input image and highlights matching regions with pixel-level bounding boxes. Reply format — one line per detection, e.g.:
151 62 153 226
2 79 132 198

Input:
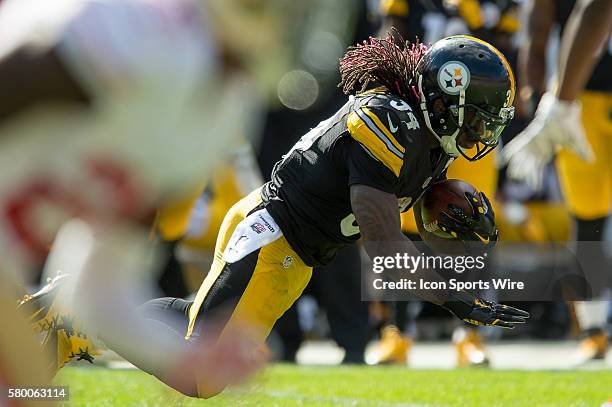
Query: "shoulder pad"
360 93 419 120
347 99 415 177
359 93 422 135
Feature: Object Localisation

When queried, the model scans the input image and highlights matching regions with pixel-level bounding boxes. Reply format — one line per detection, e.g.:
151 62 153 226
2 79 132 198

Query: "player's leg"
182 192 312 398
99 286 266 399
556 90 611 362
565 197 609 359
187 242 311 396
191 243 310 398
87 191 284 396
109 297 194 376
113 188 311 398
138 297 193 337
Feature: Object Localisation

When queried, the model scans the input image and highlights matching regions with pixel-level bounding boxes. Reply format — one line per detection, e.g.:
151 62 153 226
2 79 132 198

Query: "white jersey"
0 0 262 275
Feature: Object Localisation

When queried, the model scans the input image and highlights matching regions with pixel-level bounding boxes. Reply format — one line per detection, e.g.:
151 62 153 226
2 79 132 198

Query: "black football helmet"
416 36 515 160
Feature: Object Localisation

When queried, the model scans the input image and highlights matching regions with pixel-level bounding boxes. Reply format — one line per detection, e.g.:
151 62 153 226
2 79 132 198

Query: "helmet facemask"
449 103 514 161
417 74 514 161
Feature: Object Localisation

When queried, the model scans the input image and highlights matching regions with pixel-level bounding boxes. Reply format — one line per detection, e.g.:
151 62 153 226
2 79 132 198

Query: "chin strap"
417 74 466 157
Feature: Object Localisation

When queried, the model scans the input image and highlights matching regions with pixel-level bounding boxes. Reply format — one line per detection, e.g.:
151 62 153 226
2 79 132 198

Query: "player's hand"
502 92 594 189
442 290 530 328
438 191 498 252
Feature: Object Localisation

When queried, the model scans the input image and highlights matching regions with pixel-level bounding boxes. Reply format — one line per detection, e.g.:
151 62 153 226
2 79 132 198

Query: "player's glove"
438 191 498 253
442 290 530 328
502 92 594 189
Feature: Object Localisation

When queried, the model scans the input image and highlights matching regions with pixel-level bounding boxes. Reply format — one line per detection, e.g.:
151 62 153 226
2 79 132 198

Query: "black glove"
442 290 530 329
438 191 498 253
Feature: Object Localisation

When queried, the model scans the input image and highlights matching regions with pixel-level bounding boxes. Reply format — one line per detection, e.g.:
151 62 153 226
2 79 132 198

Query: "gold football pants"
185 188 312 346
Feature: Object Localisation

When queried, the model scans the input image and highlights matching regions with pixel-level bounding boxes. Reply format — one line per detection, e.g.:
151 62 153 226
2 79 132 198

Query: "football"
415 179 483 254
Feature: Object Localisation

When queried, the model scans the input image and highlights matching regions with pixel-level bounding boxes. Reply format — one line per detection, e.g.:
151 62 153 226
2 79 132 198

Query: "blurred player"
504 0 612 362
371 0 521 367
129 33 529 398
2 0 306 394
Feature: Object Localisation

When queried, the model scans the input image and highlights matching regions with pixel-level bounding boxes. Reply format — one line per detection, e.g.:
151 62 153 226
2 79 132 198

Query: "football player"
128 33 529 398
2 0 306 392
372 0 522 367
504 0 612 363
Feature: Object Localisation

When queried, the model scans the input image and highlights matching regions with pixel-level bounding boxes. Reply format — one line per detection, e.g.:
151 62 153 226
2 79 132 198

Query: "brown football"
415 179 482 254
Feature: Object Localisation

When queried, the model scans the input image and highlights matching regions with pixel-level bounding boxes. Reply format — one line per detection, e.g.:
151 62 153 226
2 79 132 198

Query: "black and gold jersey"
261 88 453 266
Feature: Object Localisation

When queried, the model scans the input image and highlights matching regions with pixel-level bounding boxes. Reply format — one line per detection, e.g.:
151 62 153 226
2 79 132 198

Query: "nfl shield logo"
250 222 266 234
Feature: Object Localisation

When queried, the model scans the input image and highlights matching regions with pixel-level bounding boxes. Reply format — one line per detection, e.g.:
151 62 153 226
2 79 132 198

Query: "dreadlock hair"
339 30 428 104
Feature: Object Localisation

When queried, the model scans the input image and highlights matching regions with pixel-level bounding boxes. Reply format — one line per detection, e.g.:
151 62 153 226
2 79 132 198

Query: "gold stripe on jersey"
354 108 405 160
361 107 406 156
347 108 405 177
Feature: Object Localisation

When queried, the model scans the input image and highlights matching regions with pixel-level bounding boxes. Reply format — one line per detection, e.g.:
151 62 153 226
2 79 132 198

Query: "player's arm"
503 0 608 186
345 105 447 304
556 0 612 101
350 184 529 327
0 45 90 123
350 183 449 305
518 0 555 112
345 103 528 326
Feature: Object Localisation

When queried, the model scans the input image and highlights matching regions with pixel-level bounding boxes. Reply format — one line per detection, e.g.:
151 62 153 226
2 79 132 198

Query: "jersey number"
403 112 419 130
390 100 419 130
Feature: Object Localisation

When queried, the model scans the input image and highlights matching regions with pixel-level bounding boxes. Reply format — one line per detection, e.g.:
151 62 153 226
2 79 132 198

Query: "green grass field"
55 365 611 406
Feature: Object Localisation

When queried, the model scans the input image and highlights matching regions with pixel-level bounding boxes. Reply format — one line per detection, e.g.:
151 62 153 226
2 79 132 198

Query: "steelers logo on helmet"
437 61 471 95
